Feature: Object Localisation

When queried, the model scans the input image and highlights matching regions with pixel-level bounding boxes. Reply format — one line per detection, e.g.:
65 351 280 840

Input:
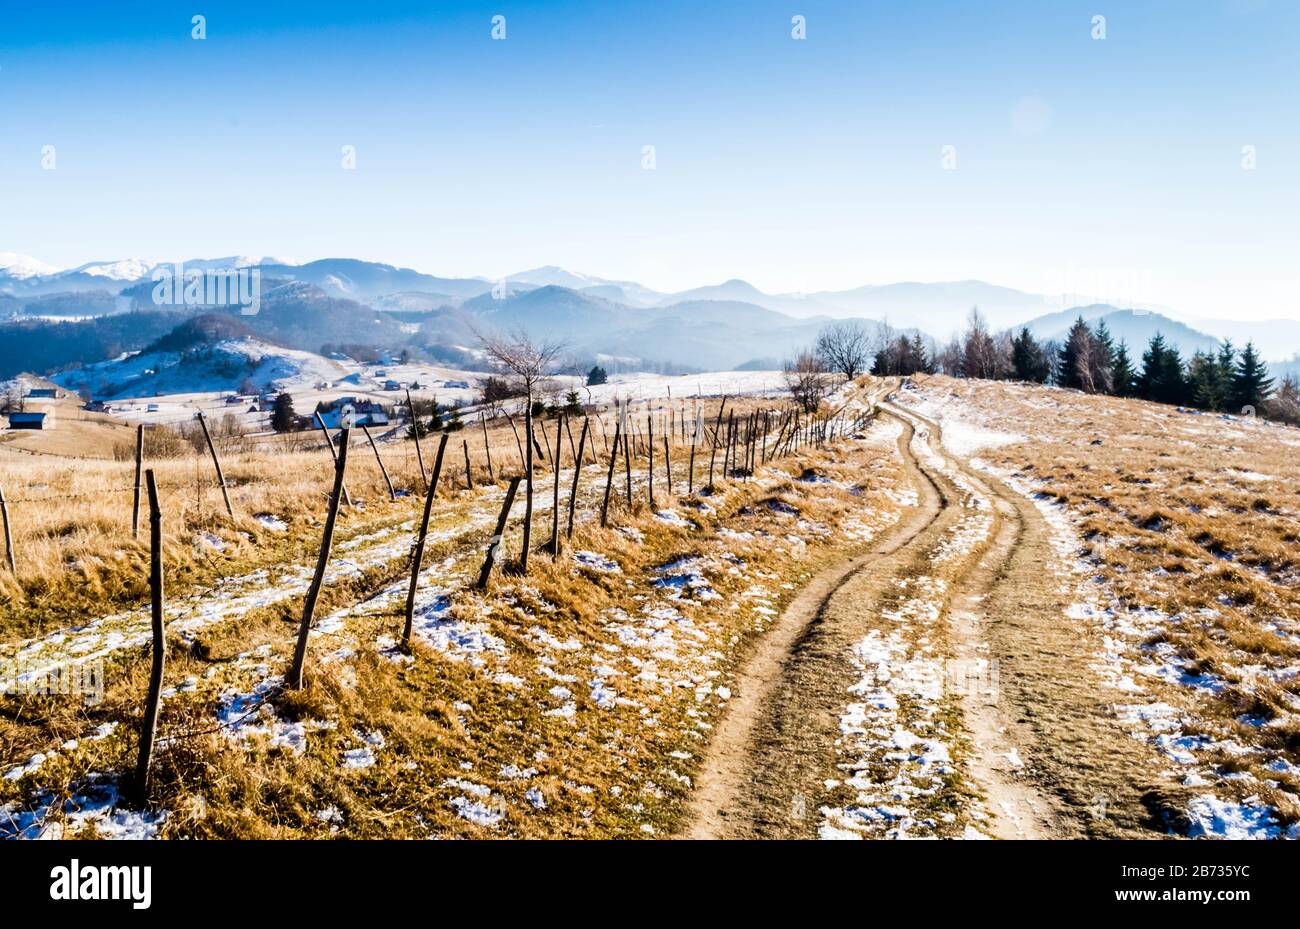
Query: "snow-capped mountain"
66 258 157 281
0 253 62 279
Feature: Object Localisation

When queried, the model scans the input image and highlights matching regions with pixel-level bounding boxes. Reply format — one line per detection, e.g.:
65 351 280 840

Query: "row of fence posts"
113 395 876 802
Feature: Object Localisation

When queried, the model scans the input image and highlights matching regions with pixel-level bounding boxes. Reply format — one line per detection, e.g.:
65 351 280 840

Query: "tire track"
683 395 1085 839
683 410 955 838
894 402 1178 837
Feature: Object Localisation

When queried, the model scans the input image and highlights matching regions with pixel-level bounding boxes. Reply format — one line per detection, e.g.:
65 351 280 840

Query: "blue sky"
1 0 1297 320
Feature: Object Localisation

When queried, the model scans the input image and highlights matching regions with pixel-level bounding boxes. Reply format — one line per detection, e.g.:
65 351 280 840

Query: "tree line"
791 312 1292 424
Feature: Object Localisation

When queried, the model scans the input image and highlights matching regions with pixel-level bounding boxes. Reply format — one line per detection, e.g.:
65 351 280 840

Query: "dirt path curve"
893 402 1176 838
883 403 1063 839
682 393 1091 839
683 407 950 838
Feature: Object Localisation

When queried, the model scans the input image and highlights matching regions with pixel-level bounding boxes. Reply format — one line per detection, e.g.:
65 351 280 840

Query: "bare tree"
476 327 566 573
783 349 830 413
961 307 1000 380
815 320 872 383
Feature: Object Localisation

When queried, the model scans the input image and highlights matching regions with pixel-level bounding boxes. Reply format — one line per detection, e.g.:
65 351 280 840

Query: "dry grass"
904 374 1300 831
2 382 902 838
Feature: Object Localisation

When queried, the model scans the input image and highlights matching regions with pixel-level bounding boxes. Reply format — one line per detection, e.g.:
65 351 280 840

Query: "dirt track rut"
683 394 1163 839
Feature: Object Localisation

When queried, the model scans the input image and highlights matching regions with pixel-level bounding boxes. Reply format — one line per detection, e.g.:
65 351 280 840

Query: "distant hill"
0 312 188 380
53 328 347 400
1022 305 1222 357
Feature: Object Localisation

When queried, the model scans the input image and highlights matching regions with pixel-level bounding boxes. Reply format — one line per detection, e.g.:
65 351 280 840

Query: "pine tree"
1111 340 1137 397
1057 317 1094 392
1011 327 1050 383
270 392 297 433
1138 333 1184 405
1089 320 1116 394
1187 351 1227 411
586 365 608 386
1230 342 1275 414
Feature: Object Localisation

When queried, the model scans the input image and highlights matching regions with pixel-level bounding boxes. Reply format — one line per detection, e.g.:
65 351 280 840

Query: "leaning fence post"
402 448 440 650
549 415 563 558
429 432 449 499
663 433 673 495
600 419 621 528
480 413 495 482
134 469 165 802
567 417 589 538
622 412 633 509
196 411 234 518
0 484 15 574
131 423 144 539
314 412 353 507
476 476 521 589
406 388 427 493
288 428 350 689
362 423 397 502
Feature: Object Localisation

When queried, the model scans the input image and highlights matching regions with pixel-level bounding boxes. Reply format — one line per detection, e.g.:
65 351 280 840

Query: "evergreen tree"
563 389 583 415
1187 351 1227 411
1089 319 1116 394
586 364 608 386
445 405 464 431
1011 327 1050 383
1230 341 1274 413
1056 316 1094 392
1111 340 1137 397
1137 333 1185 405
270 392 297 433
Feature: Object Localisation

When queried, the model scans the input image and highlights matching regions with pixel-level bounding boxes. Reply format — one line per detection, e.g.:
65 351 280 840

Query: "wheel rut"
682 394 1106 840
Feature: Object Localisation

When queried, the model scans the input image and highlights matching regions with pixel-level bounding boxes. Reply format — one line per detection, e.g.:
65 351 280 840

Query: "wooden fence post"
549 415 563 558
133 469 165 802
406 389 427 493
196 411 234 518
362 423 396 502
463 440 473 490
288 429 350 689
314 412 353 507
131 423 144 539
600 419 621 528
504 411 526 474
622 412 633 510
521 401 534 573
647 414 655 509
688 423 697 495
480 414 495 482
567 417 589 538
402 447 440 650
429 432 449 499
0 485 15 574
476 476 521 589
663 433 673 495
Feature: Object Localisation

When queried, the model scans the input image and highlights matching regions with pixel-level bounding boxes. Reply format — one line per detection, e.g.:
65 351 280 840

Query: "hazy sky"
1 0 1297 320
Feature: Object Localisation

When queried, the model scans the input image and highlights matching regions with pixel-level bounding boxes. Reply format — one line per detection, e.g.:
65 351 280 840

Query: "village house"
314 396 390 429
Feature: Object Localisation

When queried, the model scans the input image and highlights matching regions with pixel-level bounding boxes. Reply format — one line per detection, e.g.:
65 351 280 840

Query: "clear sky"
1 0 1297 320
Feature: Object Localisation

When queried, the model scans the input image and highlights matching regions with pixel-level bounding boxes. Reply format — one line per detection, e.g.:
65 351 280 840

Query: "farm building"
26 387 61 399
314 397 390 429
7 411 52 430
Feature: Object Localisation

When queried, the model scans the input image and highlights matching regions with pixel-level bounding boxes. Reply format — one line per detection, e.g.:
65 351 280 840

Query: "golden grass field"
6 374 1297 840
899 375 1300 835
2 385 897 838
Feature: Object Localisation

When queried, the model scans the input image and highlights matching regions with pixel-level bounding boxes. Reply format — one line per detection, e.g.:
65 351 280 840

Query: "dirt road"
683 396 1171 839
